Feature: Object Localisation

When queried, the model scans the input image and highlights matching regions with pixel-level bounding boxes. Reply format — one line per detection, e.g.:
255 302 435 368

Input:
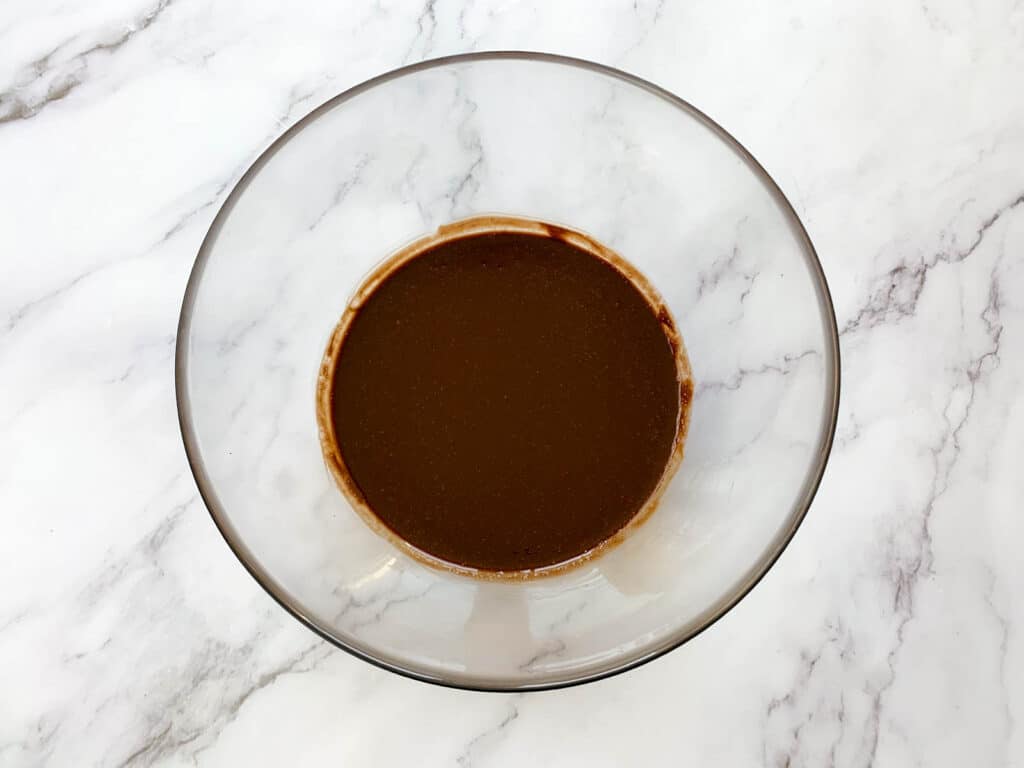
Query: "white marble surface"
1 0 1022 765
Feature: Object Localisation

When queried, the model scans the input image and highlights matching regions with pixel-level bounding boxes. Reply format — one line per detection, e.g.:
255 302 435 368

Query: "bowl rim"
175 50 841 692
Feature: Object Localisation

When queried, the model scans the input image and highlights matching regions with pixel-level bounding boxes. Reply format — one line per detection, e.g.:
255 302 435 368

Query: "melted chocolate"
322 223 689 573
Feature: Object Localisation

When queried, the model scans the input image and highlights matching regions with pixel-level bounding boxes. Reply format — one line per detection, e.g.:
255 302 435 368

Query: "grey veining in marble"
1 0 1023 765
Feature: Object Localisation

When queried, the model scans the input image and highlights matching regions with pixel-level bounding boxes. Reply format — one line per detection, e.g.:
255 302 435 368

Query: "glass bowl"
176 52 839 690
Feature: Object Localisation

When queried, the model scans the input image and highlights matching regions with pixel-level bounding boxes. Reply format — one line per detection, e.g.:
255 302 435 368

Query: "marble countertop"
2 1 1023 765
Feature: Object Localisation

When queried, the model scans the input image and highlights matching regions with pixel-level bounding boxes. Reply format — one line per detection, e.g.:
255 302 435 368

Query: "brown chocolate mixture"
323 225 688 572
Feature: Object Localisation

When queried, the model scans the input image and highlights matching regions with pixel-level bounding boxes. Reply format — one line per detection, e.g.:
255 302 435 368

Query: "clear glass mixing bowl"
176 52 839 690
